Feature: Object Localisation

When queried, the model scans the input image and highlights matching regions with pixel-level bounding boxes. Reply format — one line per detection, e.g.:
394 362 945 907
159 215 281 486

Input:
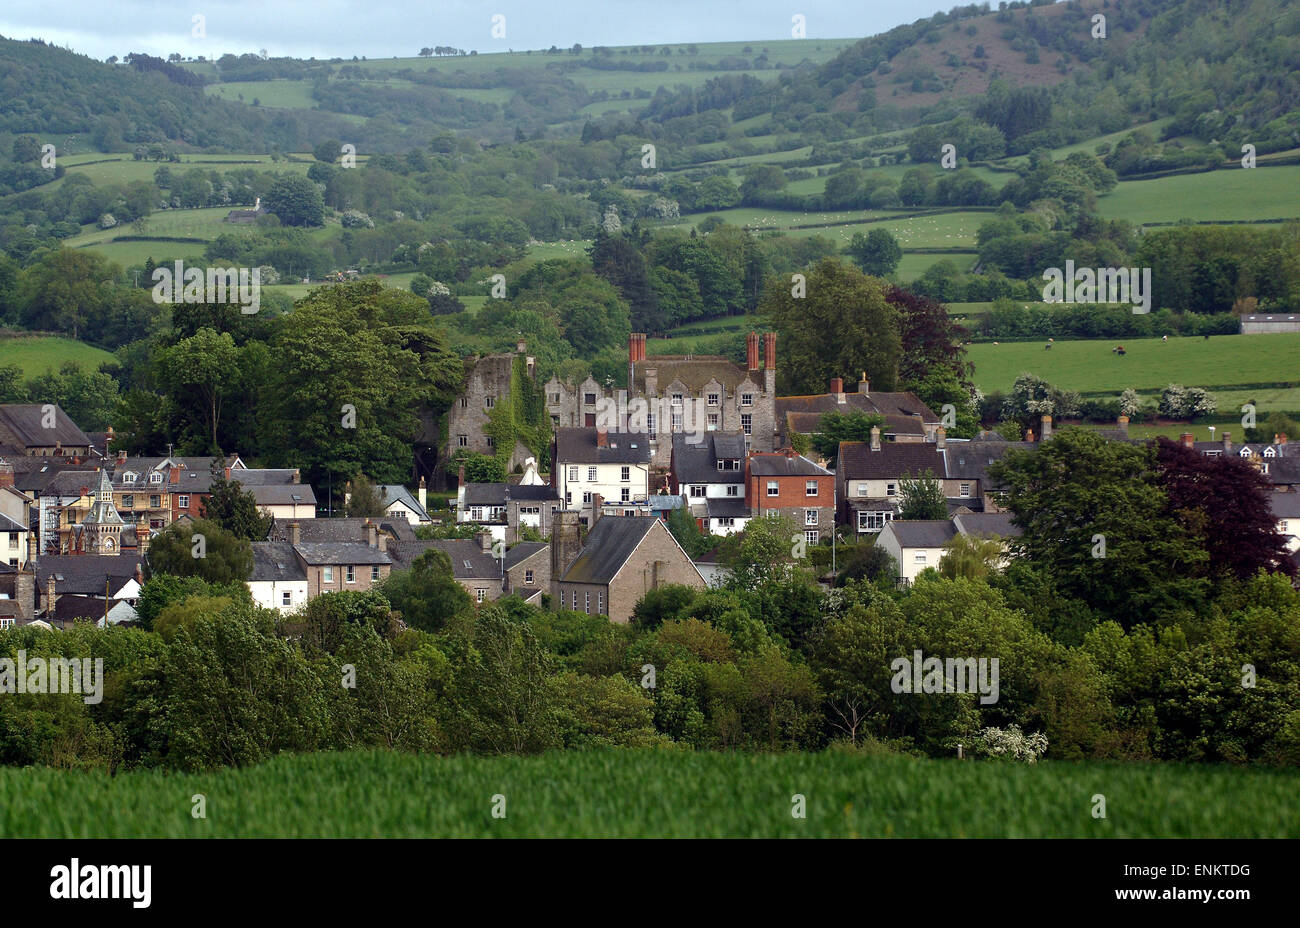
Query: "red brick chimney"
1180 432 1194 449
830 377 844 402
596 429 608 448
937 426 946 450
0 462 13 487
169 466 179 484
763 332 776 369
746 332 759 372
223 465 231 480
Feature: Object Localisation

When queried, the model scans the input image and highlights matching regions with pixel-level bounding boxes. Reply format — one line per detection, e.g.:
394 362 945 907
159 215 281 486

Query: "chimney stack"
1222 431 1232 453
138 525 150 553
0 462 12 488
116 449 127 465
830 377 844 402
1180 432 1194 449
289 521 300 546
550 510 583 599
517 338 527 354
591 493 603 528
291 469 300 485
477 529 493 552
858 373 870 394
45 576 56 615
223 465 231 480
1040 414 1053 443
870 426 881 452
457 464 466 487
746 332 759 372
366 521 378 548
134 563 144 584
763 332 776 370
1117 415 1129 437
418 476 427 511
937 426 946 450
596 429 608 448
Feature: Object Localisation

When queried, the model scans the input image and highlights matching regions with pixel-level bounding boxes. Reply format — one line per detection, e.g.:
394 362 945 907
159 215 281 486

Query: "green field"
49 153 313 191
0 336 116 377
1098 165 1300 224
1 748 1294 838
967 333 1300 394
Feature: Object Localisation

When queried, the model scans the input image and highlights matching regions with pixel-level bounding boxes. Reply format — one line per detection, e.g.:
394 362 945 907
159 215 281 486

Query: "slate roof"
671 432 746 485
554 427 650 465
53 597 135 625
0 511 27 533
648 495 686 512
270 517 416 544
1269 494 1300 519
560 515 658 585
36 555 142 595
231 469 299 486
462 483 559 506
249 542 307 582
82 470 124 525
631 357 753 394
0 404 91 448
777 390 938 425
292 542 392 566
943 442 1034 483
245 485 317 507
32 470 99 498
705 498 751 519
885 520 957 548
388 539 501 580
504 542 548 570
376 484 431 521
748 452 832 477
953 512 1021 538
838 441 947 480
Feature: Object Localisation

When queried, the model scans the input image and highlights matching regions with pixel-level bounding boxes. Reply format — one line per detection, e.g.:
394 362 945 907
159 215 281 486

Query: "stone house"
446 342 537 469
503 541 549 603
544 332 779 468
550 509 705 624
0 404 92 457
775 376 940 457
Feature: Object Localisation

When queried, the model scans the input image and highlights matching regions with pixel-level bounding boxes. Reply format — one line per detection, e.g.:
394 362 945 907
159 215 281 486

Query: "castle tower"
82 468 124 555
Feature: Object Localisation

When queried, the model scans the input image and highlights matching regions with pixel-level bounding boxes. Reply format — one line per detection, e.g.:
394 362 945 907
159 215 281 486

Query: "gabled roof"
953 512 1021 539
388 539 500 580
838 440 948 480
944 441 1034 483
270 517 416 544
246 485 317 507
776 391 938 425
554 427 650 465
671 432 746 485
37 554 141 595
82 470 124 525
0 404 91 448
705 498 751 519
1269 494 1300 519
249 542 307 582
631 357 754 394
292 542 391 566
376 484 431 521
503 542 548 570
462 483 559 506
748 452 832 477
560 515 658 585
883 520 957 548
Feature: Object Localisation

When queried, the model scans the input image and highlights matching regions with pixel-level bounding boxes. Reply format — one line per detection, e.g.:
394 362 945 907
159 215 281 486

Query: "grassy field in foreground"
966 333 1300 395
1 749 1295 838
0 336 116 377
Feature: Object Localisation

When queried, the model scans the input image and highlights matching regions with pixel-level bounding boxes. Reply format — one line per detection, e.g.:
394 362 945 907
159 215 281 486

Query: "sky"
0 0 955 61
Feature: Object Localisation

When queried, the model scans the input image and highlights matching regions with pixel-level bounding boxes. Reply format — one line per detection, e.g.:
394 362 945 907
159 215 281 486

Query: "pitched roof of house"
292 542 392 566
245 484 317 508
0 404 92 448
1268 494 1300 519
777 391 938 426
671 432 747 485
232 468 299 486
270 517 416 544
36 555 142 595
943 441 1034 483
249 542 307 582
503 542 548 570
462 483 559 506
560 515 659 585
884 520 957 548
554 427 650 465
52 596 135 625
953 512 1021 538
376 484 431 521
705 498 751 519
388 539 501 580
631 357 754 394
838 441 947 480
748 452 832 477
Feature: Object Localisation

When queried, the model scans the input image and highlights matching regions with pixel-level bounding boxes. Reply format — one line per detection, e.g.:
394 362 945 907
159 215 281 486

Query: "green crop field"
0 336 116 377
966 333 1300 396
1 748 1294 838
205 80 319 108
1098 165 1300 224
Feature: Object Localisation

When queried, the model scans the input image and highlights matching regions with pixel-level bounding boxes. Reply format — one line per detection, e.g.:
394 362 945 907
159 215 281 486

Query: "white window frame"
805 509 817 526
804 530 818 544
805 480 817 497
766 480 779 497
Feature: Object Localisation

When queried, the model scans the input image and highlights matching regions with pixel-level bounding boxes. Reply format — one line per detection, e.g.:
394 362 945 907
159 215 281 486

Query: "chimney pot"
763 332 776 370
830 377 844 400
746 332 759 371
858 373 869 394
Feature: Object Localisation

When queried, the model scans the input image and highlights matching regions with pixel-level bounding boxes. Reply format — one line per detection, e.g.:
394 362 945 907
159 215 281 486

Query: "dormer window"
1240 448 1251 457
1264 447 1276 457
149 472 163 484
123 472 136 484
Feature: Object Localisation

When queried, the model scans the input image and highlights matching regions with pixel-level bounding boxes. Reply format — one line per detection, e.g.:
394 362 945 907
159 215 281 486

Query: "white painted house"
552 427 651 523
876 520 956 585
247 542 309 613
